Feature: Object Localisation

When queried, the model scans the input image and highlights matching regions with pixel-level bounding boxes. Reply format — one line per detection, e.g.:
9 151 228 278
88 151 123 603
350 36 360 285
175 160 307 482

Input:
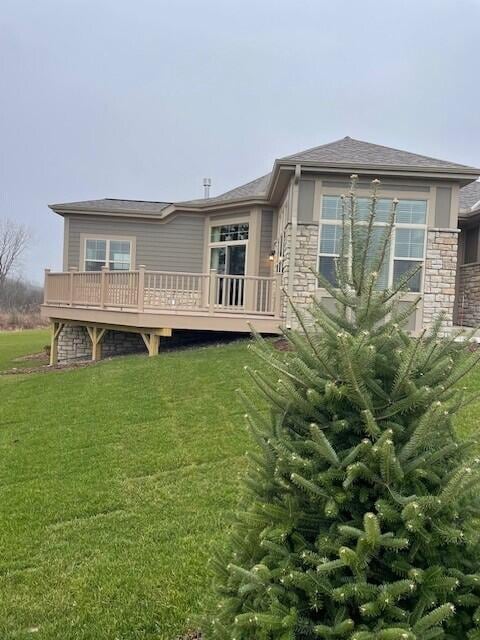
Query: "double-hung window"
84 238 132 271
318 195 427 292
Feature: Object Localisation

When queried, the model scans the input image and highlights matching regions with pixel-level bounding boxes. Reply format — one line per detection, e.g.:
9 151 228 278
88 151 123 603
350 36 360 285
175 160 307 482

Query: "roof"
459 181 480 216
177 173 271 207
281 136 478 171
50 136 480 217
49 198 172 215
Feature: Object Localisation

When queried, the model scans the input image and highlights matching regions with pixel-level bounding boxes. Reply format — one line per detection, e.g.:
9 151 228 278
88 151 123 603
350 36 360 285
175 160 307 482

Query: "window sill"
315 287 421 299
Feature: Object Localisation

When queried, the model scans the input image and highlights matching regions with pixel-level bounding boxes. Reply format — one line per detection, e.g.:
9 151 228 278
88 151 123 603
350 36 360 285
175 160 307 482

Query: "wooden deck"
41 267 283 334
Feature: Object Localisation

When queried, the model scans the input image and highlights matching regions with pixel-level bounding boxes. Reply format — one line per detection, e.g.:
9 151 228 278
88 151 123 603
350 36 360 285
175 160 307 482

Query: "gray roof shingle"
177 173 271 207
459 181 480 214
50 198 172 215
281 136 478 171
50 175 271 213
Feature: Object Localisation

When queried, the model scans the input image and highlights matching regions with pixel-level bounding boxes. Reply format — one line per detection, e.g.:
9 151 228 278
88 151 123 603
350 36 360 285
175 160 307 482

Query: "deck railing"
44 267 282 317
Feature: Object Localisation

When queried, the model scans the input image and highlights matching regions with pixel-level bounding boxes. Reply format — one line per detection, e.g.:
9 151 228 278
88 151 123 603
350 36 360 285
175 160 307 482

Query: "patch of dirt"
272 337 293 351
174 631 202 640
13 351 49 363
1 359 96 376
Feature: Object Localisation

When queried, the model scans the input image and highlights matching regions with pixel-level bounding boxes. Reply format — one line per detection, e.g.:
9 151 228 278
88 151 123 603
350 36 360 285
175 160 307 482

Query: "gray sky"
1 0 479 283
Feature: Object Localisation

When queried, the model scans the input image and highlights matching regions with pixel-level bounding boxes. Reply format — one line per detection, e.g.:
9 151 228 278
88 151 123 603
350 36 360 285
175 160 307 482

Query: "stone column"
281 223 319 328
422 229 459 336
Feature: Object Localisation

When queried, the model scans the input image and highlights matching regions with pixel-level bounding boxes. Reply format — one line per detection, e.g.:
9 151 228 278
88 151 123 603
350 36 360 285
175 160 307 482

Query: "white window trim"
80 234 136 272
274 196 288 273
209 221 250 246
317 196 429 293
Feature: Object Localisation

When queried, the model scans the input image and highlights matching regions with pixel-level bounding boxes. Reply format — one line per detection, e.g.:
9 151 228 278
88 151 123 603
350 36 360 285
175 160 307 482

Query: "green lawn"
0 330 478 640
0 329 50 370
0 330 256 640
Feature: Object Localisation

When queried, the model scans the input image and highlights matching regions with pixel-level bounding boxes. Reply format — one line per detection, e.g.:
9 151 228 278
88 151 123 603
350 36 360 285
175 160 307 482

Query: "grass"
0 330 479 639
0 330 256 640
0 328 50 371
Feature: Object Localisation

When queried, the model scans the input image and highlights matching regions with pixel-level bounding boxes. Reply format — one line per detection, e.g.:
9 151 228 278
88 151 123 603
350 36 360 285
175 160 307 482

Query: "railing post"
245 275 255 312
275 273 282 318
209 269 217 315
69 267 77 306
43 268 51 304
138 265 146 312
100 265 108 308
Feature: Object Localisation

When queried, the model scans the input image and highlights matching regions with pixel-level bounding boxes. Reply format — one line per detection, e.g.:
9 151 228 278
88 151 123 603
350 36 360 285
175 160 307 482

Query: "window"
318 196 427 293
318 224 344 285
84 238 132 271
209 221 249 277
464 226 479 264
393 228 425 292
210 223 249 243
209 221 249 307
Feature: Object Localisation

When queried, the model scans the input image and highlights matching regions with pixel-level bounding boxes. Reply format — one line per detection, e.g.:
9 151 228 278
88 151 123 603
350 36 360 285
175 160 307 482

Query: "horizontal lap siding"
259 210 274 277
67 214 205 272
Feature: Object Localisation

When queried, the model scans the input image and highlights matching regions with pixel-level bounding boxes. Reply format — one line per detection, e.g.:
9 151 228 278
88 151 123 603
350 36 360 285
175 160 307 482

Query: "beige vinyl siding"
67 214 205 272
434 186 452 228
298 179 315 222
259 209 274 277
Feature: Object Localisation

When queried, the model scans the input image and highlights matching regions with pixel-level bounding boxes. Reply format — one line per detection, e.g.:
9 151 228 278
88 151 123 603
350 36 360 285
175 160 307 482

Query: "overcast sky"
1 0 479 283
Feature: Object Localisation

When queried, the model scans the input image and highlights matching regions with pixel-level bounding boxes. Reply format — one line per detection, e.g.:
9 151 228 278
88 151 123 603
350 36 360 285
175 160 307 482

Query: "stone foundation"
103 331 145 358
58 326 146 363
56 326 247 363
58 325 91 362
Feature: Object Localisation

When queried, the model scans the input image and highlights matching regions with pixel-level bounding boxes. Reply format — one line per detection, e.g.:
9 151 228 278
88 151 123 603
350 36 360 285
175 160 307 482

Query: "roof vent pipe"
203 178 212 198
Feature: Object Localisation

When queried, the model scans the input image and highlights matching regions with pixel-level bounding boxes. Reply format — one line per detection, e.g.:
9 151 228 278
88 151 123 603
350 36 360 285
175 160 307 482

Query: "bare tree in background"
0 219 29 288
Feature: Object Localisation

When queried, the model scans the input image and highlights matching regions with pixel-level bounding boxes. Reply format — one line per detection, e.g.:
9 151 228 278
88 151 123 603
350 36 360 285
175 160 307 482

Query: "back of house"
42 136 480 363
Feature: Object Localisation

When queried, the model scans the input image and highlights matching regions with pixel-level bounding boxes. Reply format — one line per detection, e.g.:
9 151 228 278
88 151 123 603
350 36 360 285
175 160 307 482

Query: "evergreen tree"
206 176 480 640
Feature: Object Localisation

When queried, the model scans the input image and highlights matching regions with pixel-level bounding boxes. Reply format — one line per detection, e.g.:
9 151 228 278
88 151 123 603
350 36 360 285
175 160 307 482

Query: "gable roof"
280 136 478 171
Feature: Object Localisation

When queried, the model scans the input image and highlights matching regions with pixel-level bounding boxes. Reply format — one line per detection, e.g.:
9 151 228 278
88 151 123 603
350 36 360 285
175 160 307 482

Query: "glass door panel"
226 244 246 306
228 245 246 275
210 244 246 307
210 247 226 274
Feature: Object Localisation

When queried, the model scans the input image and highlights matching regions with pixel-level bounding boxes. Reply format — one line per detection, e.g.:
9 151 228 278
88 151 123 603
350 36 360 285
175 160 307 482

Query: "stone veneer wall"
58 326 146 363
422 229 458 336
280 224 458 335
58 326 90 362
455 262 480 327
280 223 319 327
57 326 244 363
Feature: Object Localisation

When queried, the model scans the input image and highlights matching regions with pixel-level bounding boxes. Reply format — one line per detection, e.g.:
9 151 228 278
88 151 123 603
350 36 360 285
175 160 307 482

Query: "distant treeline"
0 278 46 329
0 277 43 312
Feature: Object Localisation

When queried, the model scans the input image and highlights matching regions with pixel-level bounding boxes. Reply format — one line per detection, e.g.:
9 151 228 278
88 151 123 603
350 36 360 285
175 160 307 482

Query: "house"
41 136 480 364
456 180 480 327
